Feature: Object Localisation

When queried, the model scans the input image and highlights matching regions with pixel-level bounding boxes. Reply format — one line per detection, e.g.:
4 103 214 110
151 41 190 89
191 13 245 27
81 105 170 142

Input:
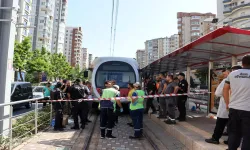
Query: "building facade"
88 54 93 68
217 0 250 30
165 34 179 54
145 38 165 65
82 48 88 69
177 12 216 47
51 0 68 54
64 27 83 68
16 0 33 42
29 0 56 52
136 49 146 69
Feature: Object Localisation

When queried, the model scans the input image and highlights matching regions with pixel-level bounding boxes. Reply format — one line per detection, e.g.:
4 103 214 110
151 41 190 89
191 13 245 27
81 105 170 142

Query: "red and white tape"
38 92 210 102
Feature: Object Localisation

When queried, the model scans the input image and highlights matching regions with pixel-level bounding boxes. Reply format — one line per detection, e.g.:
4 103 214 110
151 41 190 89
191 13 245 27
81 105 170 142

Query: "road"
13 103 44 117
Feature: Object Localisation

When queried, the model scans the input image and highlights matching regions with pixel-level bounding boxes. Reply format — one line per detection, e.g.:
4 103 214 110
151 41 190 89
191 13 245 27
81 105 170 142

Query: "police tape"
38 92 210 103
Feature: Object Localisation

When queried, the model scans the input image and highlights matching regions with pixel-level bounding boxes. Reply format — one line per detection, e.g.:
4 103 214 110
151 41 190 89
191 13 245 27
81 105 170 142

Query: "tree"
13 37 32 81
195 68 208 85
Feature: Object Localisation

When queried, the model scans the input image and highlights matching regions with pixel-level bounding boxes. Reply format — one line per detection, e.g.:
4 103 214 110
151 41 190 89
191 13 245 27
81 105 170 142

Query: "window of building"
191 27 200 30
191 32 200 36
191 16 200 20
191 21 199 25
40 20 44 23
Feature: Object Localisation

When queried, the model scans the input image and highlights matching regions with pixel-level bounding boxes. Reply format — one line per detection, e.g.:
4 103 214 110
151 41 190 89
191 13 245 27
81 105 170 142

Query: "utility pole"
0 0 18 133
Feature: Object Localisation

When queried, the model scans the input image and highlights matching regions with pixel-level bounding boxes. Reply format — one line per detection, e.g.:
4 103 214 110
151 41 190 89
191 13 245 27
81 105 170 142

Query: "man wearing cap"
67 79 89 130
177 73 188 121
100 82 122 139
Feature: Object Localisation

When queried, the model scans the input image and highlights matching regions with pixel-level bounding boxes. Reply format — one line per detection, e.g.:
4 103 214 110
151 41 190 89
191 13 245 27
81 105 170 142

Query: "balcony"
41 5 52 12
223 0 232 4
232 15 250 23
223 3 250 14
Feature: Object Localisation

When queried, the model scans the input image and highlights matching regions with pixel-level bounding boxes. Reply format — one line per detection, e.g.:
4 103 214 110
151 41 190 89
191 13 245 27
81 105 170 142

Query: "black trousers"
145 98 156 113
54 103 63 129
212 117 228 141
100 108 115 136
177 96 187 120
228 108 250 150
72 102 88 127
43 97 50 107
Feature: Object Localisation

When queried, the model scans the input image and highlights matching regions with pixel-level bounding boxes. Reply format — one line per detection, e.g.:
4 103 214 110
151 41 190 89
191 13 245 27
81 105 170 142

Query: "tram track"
81 113 99 150
80 114 160 150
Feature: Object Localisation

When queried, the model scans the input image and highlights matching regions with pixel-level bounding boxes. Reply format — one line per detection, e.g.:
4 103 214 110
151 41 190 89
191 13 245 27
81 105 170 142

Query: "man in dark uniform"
51 82 64 131
67 79 89 130
177 73 188 121
144 77 157 114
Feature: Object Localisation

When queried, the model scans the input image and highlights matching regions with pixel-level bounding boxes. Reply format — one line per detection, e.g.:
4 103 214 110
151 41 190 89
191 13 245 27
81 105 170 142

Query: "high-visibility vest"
100 88 117 109
128 89 135 101
130 90 144 111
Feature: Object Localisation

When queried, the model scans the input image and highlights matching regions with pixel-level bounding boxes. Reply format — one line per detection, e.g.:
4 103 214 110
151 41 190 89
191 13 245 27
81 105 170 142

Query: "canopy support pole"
232 56 237 66
186 66 191 93
208 61 214 115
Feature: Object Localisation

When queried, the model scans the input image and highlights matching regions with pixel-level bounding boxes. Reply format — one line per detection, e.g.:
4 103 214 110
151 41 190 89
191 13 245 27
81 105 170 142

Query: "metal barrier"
0 97 53 150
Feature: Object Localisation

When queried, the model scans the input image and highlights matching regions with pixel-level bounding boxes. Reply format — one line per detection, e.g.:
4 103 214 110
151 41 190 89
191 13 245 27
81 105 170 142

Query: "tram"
91 57 139 112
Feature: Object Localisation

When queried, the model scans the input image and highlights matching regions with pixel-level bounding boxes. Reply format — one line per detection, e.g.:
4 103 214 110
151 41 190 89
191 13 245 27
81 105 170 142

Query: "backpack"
73 84 88 99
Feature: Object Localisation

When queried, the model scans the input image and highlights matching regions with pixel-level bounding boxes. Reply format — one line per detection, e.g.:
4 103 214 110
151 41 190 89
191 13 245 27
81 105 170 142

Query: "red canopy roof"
141 26 250 73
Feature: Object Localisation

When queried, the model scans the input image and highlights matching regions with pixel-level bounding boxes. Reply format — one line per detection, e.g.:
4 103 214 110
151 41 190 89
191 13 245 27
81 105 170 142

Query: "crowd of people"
43 79 93 131
143 73 188 124
205 55 250 150
41 55 250 150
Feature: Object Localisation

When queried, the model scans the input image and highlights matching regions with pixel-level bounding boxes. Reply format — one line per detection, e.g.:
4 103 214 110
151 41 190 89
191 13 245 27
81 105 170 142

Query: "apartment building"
136 49 146 69
29 0 56 52
82 48 88 69
64 27 83 68
16 0 33 42
51 0 68 54
88 54 93 68
177 12 216 47
165 34 179 54
218 0 250 29
145 38 165 65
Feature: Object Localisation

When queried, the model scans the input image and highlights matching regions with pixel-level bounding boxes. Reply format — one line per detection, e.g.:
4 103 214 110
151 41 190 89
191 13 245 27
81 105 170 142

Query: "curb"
148 114 227 150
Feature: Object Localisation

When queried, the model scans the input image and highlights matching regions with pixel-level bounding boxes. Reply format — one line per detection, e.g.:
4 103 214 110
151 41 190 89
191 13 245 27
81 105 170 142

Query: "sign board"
209 68 225 113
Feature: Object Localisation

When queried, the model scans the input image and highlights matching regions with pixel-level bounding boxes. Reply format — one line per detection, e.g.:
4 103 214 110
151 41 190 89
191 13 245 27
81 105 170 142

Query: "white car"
33 86 45 98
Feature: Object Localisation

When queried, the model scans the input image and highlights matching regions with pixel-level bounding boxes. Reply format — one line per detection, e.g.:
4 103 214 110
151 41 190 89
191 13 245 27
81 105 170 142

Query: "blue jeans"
130 108 144 137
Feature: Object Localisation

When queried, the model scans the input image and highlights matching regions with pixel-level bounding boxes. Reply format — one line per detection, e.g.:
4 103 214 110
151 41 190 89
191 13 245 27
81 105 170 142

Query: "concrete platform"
148 113 228 150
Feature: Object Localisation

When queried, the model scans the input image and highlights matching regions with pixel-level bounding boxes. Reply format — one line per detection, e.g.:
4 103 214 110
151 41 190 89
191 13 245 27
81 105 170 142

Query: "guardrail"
0 97 53 150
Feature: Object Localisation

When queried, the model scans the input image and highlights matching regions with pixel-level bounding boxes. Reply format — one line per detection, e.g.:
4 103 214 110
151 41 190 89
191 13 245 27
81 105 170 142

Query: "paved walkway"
13 114 186 150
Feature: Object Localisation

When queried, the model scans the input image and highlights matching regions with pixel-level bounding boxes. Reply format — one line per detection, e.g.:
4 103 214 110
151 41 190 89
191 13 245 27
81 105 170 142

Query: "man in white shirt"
205 68 231 144
223 55 250 150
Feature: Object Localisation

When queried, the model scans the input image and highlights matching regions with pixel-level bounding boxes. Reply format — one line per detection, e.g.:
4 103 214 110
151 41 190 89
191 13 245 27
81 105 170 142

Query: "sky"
67 0 217 58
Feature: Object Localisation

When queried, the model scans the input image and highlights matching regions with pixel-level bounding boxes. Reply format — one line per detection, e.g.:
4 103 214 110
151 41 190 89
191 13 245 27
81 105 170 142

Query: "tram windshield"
95 61 136 88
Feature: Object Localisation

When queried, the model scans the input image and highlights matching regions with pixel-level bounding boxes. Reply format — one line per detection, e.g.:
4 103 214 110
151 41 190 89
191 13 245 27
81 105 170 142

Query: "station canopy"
141 26 250 73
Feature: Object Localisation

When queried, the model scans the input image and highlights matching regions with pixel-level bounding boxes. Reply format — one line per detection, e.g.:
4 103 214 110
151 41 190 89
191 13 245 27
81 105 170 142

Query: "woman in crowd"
129 82 145 139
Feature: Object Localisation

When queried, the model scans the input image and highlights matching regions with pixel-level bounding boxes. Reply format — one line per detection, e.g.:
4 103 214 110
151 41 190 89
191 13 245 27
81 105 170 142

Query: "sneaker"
81 124 85 129
71 126 80 130
176 118 186 122
164 119 176 125
222 132 228 136
129 136 141 139
127 123 133 127
87 119 92 123
151 111 157 114
101 136 105 139
224 140 228 145
205 138 219 144
106 135 116 139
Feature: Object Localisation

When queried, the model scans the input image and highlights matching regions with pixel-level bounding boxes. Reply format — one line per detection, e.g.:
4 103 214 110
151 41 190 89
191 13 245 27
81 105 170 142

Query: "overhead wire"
112 0 119 56
109 0 115 56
